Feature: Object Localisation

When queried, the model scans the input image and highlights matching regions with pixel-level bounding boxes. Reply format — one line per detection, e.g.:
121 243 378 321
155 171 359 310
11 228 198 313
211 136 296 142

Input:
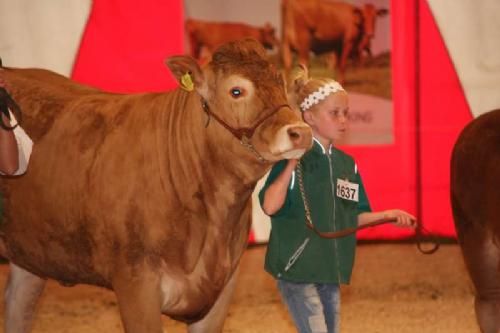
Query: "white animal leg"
4 263 46 333
188 265 240 333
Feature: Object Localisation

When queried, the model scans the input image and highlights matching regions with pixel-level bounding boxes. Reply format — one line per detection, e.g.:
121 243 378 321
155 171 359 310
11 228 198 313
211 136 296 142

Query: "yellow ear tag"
180 73 194 92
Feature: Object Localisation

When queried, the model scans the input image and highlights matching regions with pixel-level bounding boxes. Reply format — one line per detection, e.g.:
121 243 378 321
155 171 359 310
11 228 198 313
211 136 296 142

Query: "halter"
201 98 290 163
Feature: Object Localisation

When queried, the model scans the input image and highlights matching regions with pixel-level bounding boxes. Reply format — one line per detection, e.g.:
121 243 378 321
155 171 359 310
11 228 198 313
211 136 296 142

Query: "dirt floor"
0 243 479 333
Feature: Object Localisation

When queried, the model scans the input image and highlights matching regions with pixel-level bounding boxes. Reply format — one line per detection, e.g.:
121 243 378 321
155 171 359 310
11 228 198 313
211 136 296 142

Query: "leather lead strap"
296 161 440 254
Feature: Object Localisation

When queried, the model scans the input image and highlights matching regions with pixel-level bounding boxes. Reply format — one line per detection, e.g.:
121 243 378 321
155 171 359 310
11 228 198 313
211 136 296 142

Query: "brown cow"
186 19 278 63
281 0 388 83
451 109 500 333
0 39 312 333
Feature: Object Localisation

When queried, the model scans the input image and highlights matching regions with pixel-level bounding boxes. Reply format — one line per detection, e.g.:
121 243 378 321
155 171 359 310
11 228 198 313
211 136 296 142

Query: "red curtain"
71 0 184 93
350 0 471 239
418 0 471 237
345 0 418 239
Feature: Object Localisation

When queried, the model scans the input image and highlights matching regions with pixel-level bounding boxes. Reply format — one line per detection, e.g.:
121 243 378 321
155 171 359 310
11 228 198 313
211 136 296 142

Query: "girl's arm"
0 77 19 175
0 112 19 175
261 159 298 215
358 209 417 228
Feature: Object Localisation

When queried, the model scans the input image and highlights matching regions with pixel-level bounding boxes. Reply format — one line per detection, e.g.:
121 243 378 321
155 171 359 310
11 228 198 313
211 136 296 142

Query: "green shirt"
259 140 371 284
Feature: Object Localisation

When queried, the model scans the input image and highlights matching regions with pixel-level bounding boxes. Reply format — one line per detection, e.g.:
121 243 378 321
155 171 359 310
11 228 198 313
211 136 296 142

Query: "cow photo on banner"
184 0 391 242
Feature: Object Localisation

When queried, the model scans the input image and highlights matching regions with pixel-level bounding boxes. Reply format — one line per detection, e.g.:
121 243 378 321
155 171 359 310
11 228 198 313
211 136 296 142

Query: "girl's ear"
303 110 314 126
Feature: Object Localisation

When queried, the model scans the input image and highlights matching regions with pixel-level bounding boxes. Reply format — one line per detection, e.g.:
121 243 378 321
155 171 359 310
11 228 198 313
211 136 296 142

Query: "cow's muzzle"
201 99 290 162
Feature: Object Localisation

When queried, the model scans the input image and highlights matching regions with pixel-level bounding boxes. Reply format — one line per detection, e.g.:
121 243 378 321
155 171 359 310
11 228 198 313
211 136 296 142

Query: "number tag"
336 179 359 202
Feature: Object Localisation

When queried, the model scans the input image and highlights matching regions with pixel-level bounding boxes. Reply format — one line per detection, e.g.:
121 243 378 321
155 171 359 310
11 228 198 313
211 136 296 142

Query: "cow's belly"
1 232 112 288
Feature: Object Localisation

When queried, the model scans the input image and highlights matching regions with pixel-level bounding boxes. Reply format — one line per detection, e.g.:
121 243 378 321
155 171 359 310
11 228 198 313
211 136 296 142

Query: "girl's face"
304 91 349 144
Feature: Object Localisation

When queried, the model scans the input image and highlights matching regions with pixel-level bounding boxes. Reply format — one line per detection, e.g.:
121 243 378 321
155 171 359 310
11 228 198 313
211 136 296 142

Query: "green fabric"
259 141 371 284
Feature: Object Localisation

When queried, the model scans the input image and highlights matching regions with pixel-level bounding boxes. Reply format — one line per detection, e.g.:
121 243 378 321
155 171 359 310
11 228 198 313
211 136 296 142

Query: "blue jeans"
277 280 340 333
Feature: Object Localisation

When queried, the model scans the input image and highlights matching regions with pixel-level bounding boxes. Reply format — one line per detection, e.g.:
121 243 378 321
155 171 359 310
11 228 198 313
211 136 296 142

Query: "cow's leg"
112 271 163 333
456 221 500 333
4 263 46 333
296 47 310 71
325 52 338 72
188 265 240 333
338 40 354 84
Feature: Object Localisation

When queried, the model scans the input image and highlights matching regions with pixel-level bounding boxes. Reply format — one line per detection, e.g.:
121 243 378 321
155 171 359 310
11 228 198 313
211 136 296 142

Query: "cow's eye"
230 87 245 98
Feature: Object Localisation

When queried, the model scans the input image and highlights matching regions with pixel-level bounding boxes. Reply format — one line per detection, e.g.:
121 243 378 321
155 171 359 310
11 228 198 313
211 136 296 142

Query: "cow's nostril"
289 131 300 140
288 128 301 141
286 126 313 149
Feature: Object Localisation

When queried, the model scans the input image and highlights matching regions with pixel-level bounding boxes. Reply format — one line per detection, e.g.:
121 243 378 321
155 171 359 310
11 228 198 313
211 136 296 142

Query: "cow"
281 0 388 83
185 19 278 64
0 38 313 333
450 109 500 333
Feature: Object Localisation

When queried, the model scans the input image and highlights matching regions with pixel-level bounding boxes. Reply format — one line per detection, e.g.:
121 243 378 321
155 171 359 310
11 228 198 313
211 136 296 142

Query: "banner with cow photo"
184 0 392 146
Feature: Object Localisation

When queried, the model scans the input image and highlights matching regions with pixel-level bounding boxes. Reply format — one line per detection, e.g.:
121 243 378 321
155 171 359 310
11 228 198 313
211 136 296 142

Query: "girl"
259 66 415 333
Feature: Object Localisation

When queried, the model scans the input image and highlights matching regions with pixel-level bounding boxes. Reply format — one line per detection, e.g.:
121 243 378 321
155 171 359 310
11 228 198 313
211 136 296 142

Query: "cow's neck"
157 89 271 217
154 89 272 294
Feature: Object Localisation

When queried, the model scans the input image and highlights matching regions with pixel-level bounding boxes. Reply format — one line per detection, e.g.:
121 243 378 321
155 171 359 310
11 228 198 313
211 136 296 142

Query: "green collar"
312 138 333 155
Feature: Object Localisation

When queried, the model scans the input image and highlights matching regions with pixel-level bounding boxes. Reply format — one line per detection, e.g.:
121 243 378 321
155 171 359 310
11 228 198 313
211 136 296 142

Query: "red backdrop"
345 0 472 240
72 0 184 92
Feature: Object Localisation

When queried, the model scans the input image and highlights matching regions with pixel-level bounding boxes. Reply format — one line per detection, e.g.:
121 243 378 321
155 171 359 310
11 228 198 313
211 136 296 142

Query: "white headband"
300 81 345 111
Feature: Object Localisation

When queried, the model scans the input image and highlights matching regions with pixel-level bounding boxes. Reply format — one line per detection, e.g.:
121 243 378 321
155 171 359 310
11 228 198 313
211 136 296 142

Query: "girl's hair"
287 64 345 112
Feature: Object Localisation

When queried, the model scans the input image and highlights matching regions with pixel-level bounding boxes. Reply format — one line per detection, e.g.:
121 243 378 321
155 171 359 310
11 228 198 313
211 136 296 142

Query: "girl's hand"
384 209 417 228
287 158 299 169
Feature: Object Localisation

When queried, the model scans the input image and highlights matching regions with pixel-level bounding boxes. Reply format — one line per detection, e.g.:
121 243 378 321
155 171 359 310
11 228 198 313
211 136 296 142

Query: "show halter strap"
201 98 290 162
296 160 440 254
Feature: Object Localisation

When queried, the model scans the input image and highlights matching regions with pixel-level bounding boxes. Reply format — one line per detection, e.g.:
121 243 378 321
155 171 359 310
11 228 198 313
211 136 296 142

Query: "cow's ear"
165 56 207 96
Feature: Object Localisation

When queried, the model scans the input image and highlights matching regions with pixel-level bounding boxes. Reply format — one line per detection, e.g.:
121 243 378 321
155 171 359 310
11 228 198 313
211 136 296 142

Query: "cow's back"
187 20 262 51
313 1 359 39
2 68 100 141
284 0 358 43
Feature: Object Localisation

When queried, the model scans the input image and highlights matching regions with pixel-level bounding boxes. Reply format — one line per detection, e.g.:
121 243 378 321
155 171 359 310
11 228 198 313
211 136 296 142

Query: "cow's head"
259 23 279 50
360 4 388 51
166 38 312 162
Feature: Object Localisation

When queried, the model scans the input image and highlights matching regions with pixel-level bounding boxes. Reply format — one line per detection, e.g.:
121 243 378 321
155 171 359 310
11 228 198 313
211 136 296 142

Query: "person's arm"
261 159 298 215
358 209 417 228
0 112 19 175
0 76 20 175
